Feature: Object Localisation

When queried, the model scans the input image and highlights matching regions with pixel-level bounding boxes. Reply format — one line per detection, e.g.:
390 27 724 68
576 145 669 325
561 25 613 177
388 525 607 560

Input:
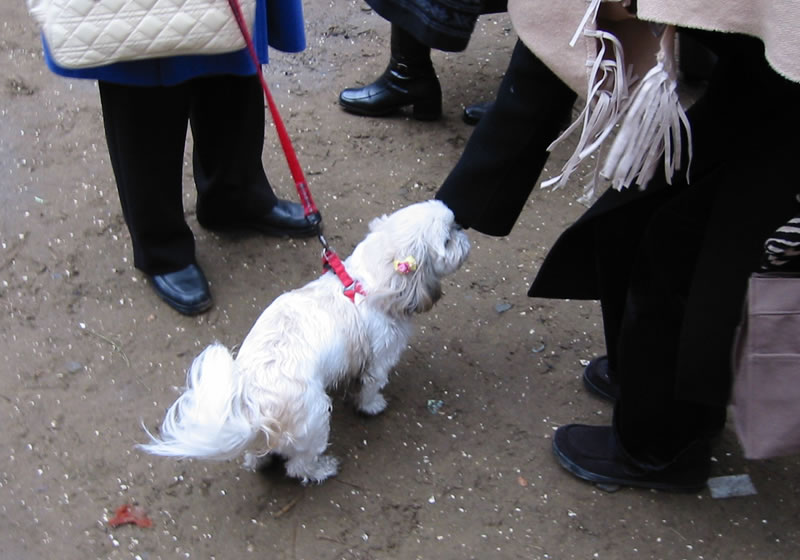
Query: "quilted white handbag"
26 0 257 69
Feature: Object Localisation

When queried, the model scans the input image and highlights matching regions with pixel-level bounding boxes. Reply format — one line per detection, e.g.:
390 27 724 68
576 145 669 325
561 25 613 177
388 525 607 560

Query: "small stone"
426 399 444 414
495 302 512 313
708 474 757 498
65 361 83 374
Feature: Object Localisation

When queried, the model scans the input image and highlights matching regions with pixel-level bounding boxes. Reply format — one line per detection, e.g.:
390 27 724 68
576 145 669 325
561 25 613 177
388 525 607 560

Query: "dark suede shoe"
202 199 319 238
462 101 493 125
552 424 710 493
151 264 212 316
583 356 620 402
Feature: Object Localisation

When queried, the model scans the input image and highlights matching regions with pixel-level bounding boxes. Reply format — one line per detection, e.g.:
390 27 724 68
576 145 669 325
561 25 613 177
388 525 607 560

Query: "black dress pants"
99 74 277 275
592 33 800 463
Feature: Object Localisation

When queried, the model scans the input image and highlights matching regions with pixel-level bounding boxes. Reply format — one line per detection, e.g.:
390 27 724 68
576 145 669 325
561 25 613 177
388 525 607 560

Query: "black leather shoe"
151 264 212 316
202 199 319 238
241 199 319 238
462 101 493 125
583 356 620 402
553 424 710 492
339 58 442 120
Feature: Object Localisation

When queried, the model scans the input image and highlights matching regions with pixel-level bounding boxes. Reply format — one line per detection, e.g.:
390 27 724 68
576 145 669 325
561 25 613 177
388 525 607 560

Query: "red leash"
227 0 364 300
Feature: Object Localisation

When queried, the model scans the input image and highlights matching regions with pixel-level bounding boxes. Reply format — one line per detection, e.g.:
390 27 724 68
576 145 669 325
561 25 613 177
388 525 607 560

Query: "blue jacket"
43 0 305 86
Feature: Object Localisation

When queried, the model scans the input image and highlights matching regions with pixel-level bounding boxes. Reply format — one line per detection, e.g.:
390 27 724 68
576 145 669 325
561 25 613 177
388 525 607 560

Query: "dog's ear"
375 241 442 316
400 257 442 314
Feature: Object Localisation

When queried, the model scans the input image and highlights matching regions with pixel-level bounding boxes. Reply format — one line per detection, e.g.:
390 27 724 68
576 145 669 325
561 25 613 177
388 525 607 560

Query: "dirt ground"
2 2 799 559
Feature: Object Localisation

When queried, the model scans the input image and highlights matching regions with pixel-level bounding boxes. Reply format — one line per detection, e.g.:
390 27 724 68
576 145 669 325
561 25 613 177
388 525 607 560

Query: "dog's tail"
138 343 259 460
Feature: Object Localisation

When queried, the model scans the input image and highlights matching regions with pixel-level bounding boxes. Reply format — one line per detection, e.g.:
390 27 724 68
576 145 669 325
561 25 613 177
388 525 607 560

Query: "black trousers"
592 33 800 462
99 74 278 275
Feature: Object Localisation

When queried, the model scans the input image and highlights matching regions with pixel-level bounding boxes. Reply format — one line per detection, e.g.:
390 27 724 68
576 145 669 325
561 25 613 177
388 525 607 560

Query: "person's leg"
614 41 800 463
190 74 316 237
339 23 441 119
587 29 760 399
553 147 728 491
190 74 276 222
99 81 212 315
588 183 683 386
613 174 725 460
98 81 195 275
554 33 800 490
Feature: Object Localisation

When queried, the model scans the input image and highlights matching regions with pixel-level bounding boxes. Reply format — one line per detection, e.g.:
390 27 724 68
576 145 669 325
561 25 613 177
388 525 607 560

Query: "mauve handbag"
731 272 800 459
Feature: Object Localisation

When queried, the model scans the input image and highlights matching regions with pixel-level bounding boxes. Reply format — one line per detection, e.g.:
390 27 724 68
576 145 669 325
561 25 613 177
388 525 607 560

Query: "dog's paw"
307 455 340 484
357 393 387 416
242 452 273 472
287 454 339 484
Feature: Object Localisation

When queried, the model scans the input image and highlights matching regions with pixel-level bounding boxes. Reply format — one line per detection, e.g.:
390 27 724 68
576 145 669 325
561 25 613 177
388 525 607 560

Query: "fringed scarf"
542 0 692 200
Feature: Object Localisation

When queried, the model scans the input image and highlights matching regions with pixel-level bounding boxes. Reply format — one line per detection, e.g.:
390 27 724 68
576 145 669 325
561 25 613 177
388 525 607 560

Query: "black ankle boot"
462 101 493 125
338 26 442 120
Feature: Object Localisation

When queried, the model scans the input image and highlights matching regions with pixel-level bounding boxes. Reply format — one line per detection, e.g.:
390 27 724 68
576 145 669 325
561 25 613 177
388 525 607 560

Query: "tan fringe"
601 25 692 190
542 1 692 199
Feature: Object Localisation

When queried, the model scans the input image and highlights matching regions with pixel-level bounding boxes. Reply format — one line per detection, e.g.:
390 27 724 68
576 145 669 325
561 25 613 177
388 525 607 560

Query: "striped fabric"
762 196 800 270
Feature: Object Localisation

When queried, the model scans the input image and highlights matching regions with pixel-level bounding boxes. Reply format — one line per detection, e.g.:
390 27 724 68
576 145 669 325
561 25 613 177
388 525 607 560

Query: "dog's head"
357 200 470 316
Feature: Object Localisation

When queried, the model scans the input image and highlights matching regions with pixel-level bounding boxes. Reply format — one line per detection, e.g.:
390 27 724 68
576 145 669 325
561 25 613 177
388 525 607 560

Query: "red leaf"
108 504 153 528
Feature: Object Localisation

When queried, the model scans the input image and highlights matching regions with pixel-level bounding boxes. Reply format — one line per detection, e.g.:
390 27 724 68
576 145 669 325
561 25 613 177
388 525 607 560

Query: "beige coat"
509 0 800 97
506 0 800 192
639 0 800 83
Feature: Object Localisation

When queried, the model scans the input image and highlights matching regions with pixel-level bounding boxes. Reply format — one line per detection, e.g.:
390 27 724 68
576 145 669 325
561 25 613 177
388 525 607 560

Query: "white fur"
138 200 470 483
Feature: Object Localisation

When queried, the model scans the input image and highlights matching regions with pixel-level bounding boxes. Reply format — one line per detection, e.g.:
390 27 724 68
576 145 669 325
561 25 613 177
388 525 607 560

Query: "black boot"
462 101 493 125
339 25 442 120
582 356 620 402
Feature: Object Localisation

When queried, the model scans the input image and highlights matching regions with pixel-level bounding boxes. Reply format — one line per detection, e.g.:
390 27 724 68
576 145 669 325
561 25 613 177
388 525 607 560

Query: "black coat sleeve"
435 40 576 236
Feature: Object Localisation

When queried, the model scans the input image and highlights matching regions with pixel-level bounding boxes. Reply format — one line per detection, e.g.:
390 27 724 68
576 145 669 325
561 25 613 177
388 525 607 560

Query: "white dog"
139 200 469 483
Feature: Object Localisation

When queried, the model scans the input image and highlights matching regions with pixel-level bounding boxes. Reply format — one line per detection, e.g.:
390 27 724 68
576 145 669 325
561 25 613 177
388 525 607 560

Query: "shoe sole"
552 440 707 493
244 223 319 238
339 99 398 117
339 100 441 121
155 293 213 316
203 221 319 238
